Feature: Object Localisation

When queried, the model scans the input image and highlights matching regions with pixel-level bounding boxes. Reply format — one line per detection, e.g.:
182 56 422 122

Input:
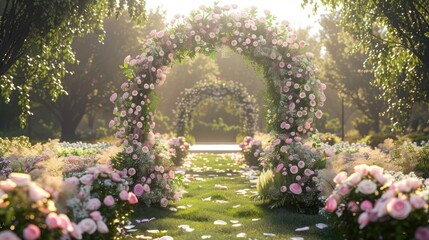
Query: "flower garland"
174 79 259 137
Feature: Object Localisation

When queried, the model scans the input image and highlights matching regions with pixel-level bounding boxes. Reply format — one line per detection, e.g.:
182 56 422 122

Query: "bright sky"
146 0 324 34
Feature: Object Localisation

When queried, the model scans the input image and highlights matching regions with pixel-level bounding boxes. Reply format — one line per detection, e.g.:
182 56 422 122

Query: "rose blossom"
128 192 138 204
386 198 412 220
143 184 151 193
28 182 50 201
289 165 298 174
134 184 144 197
347 201 359 213
297 161 305 168
160 197 168 207
334 171 347 184
346 172 362 186
276 163 284 173
8 172 31 186
360 200 373 212
0 179 16 191
86 198 101 211
289 183 302 195
357 180 377 195
394 179 412 192
0 231 20 240
324 195 338 212
97 220 109 234
358 212 369 229
46 212 61 229
128 168 136 176
90 211 102 221
64 177 79 186
280 186 287 192
23 224 40 240
103 195 115 206
78 218 97 234
338 184 350 196
368 165 383 177
58 213 72 231
79 174 94 185
70 222 82 240
415 227 429 240
410 194 426 209
354 164 369 175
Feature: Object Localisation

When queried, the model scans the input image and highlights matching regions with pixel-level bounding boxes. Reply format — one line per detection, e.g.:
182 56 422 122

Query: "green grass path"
132 154 339 240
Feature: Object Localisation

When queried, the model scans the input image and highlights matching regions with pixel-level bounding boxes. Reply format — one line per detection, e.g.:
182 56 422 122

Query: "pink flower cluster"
168 136 190 166
325 164 429 239
239 136 264 166
0 173 77 239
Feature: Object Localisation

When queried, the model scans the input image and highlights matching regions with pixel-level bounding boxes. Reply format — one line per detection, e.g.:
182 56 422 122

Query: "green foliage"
0 136 31 156
305 0 429 130
0 0 146 127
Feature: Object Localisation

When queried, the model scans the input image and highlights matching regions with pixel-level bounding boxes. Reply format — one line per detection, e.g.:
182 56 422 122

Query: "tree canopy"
304 0 429 130
0 0 146 126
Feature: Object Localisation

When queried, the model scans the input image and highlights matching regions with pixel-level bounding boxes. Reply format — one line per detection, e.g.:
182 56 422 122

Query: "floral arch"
109 4 327 209
174 79 259 138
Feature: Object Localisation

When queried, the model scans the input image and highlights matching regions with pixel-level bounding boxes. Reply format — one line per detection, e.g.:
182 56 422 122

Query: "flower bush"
325 164 429 239
0 157 12 179
168 136 190 166
0 173 79 239
239 136 263 166
257 136 327 211
174 79 259 137
66 165 138 239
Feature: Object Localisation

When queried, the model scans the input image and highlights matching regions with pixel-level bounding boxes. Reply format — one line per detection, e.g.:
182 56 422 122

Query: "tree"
33 9 165 141
304 0 429 130
0 0 146 126
318 14 388 133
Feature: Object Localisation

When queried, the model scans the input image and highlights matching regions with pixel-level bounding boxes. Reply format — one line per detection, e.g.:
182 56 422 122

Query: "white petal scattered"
136 218 156 223
263 233 276 237
158 236 174 240
214 184 228 190
251 218 261 222
215 200 228 203
232 223 242 227
169 207 178 212
201 235 212 239
147 229 160 233
124 225 135 229
202 196 212 202
214 220 227 225
315 223 328 229
230 220 239 224
295 226 310 232
127 229 138 232
187 204 192 208
177 205 187 209
236 233 247 238
233 204 241 208
185 228 195 232
178 225 190 229
135 235 153 239
178 225 194 232
291 238 304 240
195 177 205 181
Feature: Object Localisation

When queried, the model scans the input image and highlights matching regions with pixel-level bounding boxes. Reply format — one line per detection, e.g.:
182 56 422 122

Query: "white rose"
78 218 97 234
357 180 377 195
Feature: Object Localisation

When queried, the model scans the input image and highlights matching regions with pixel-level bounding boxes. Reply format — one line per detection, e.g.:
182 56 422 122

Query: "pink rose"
97 221 109 234
297 161 305 168
386 198 412 220
90 211 102 221
289 166 298 174
86 198 101 211
276 163 284 173
143 184 150 193
23 224 40 240
111 172 122 182
347 201 359 213
78 218 97 234
110 93 118 103
128 192 138 204
280 186 287 192
346 172 362 186
357 180 377 195
358 212 369 229
0 230 20 240
372 172 388 185
373 199 389 218
128 168 136 176
289 183 302 195
169 170 175 179
354 164 369 175
103 195 115 206
360 200 373 212
324 195 338 212
407 178 422 190
69 222 82 240
160 197 168 207
410 194 427 209
134 184 144 197
338 184 350 196
324 148 332 157
394 179 412 193
46 212 60 229
368 165 383 177
80 174 94 185
64 177 79 186
333 171 347 185
119 190 128 201
87 167 100 176
28 182 50 202
58 213 72 231
8 173 31 186
415 227 429 240
0 179 16 191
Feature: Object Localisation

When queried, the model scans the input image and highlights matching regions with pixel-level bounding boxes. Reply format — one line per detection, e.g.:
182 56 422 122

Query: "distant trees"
0 0 146 126
304 0 429 130
318 14 388 134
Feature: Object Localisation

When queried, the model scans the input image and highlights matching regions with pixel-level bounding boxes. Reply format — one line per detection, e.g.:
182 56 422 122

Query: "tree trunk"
372 113 380 133
60 116 81 142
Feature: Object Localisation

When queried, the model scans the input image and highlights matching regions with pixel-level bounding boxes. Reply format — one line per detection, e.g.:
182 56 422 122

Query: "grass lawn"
132 153 340 239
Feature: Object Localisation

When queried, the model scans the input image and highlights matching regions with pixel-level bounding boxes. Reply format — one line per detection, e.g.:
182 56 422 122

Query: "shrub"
239 136 263 167
168 136 190 166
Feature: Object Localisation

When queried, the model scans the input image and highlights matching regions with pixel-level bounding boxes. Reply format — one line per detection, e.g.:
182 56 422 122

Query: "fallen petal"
236 233 247 238
315 223 328 229
263 233 276 237
295 226 310 232
214 220 227 225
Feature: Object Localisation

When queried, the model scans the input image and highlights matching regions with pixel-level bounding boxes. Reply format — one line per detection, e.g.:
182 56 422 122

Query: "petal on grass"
214 220 227 225
295 226 310 232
